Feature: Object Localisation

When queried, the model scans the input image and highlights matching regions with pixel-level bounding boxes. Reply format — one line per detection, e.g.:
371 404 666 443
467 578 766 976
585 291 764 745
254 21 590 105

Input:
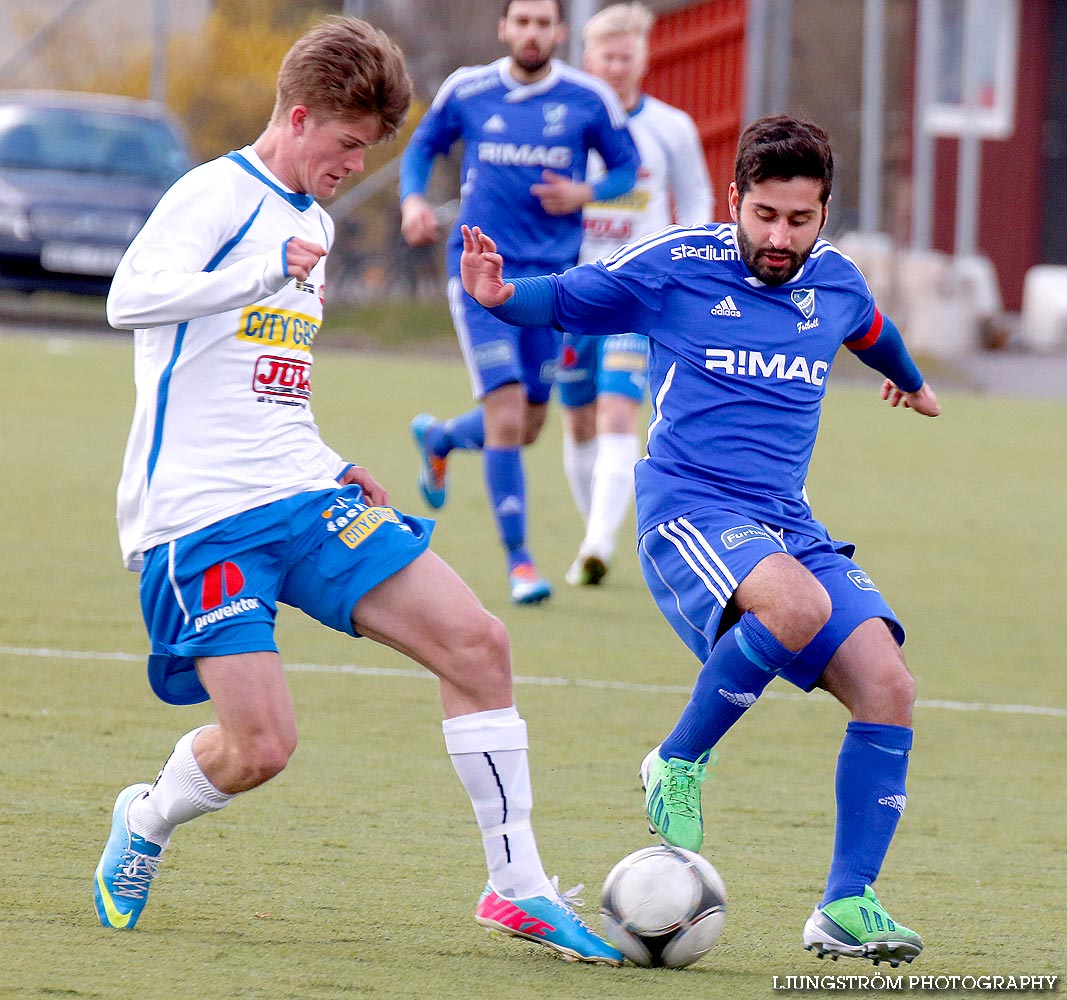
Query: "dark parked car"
0 90 193 296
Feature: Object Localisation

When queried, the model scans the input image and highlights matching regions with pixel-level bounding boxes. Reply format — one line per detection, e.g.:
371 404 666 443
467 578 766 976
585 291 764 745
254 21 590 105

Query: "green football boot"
803 885 924 967
640 745 715 853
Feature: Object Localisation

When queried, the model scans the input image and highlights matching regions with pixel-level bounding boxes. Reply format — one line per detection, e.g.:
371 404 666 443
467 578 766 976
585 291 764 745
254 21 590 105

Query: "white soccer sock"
442 706 552 900
583 433 638 560
127 726 234 848
562 434 598 525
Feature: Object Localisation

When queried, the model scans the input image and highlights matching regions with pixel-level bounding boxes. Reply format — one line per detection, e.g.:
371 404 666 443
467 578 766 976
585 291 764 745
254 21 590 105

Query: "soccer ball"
599 845 727 968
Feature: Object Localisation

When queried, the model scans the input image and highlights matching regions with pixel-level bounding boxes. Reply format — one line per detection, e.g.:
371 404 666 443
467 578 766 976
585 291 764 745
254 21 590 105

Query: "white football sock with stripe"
127 726 233 848
443 706 552 899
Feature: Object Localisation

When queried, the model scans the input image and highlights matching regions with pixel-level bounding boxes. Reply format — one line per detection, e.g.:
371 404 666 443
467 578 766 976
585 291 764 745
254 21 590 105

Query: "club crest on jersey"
790 289 820 332
542 103 567 136
791 288 816 319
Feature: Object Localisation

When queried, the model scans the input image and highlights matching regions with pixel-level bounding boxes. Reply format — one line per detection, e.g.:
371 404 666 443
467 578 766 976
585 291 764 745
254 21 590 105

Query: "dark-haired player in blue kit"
400 0 639 605
461 114 940 967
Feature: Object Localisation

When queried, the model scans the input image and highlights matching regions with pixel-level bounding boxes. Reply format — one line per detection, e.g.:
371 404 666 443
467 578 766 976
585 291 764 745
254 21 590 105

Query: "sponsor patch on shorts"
721 524 771 549
473 341 514 368
337 506 402 549
847 569 879 591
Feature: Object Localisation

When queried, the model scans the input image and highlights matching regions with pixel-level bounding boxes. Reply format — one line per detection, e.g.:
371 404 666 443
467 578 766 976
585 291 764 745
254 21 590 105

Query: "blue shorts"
638 508 903 691
447 276 560 403
558 331 649 408
139 486 434 706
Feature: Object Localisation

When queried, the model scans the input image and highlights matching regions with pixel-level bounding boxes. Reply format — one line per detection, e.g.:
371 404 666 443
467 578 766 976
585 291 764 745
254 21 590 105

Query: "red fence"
644 0 747 218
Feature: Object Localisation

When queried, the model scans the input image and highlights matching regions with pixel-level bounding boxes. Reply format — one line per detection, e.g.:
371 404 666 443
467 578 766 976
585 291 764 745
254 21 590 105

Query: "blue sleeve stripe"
492 275 556 326
399 142 436 199
846 313 923 392
146 323 189 484
591 164 638 202
206 197 265 272
149 198 268 484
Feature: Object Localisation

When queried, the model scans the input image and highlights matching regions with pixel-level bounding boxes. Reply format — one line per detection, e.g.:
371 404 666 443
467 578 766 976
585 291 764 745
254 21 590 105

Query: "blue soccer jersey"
404 58 638 274
542 223 882 537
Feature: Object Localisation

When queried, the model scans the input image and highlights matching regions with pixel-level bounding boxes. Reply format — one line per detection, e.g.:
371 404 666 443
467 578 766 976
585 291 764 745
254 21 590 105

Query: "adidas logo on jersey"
710 296 742 318
483 114 507 133
718 689 758 708
878 794 907 814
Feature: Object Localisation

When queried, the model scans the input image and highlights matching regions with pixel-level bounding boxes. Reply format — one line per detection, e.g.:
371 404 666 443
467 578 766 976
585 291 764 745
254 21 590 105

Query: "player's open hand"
530 170 594 216
881 379 941 417
285 237 327 282
460 225 514 308
339 465 389 507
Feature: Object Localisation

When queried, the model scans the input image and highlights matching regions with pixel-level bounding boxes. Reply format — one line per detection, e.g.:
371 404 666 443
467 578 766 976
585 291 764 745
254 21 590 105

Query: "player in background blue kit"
460 115 940 968
559 2 713 587
399 0 639 605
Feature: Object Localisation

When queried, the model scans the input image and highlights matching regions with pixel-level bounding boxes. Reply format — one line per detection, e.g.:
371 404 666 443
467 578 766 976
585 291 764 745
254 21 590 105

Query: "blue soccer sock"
660 612 799 762
821 721 913 906
426 407 485 457
483 446 530 569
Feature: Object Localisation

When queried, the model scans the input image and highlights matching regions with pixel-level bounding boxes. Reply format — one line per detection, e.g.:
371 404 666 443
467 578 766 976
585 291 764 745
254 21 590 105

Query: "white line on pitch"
3 644 1066 719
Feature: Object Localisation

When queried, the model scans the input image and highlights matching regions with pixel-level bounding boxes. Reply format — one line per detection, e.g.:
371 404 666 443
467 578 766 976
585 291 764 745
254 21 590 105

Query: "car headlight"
0 203 31 240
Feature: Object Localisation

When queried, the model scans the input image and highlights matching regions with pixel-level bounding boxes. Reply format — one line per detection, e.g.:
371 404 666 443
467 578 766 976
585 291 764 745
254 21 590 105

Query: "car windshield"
0 104 188 183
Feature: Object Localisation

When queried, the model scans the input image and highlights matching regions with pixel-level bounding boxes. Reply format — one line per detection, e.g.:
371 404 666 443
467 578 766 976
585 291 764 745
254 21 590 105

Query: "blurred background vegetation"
0 0 513 318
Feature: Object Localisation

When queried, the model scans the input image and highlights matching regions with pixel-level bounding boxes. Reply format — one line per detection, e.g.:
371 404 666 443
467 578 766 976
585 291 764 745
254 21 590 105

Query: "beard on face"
513 45 552 75
736 221 814 286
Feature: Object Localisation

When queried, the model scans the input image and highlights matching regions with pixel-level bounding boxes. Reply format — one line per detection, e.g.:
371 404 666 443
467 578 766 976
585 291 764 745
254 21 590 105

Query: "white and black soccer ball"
600 845 727 968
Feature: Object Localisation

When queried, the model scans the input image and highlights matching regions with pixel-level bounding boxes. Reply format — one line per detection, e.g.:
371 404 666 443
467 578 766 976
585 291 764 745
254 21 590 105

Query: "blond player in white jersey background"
558 2 713 586
93 15 623 965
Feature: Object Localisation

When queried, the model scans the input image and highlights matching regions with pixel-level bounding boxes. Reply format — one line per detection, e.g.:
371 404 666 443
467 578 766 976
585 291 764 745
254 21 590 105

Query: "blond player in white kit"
92 15 622 965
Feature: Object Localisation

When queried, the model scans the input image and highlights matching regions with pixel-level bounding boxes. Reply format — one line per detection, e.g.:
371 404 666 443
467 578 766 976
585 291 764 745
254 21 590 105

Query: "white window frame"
923 0 1019 139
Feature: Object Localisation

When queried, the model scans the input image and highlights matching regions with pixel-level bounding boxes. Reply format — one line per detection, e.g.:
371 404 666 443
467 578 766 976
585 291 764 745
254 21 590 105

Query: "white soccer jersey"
109 146 347 571
580 94 713 264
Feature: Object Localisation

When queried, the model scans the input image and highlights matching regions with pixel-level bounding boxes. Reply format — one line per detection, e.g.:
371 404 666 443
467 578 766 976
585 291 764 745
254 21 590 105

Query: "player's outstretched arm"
460 225 515 308
881 379 941 417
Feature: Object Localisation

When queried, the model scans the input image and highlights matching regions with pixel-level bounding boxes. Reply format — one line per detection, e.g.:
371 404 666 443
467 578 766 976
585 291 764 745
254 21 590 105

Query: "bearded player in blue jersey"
400 0 639 605
460 114 940 967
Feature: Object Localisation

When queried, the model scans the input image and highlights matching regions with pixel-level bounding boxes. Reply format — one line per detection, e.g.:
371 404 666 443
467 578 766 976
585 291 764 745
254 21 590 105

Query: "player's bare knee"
235 733 297 787
765 586 831 650
884 662 916 715
451 610 512 700
474 612 512 687
487 409 525 444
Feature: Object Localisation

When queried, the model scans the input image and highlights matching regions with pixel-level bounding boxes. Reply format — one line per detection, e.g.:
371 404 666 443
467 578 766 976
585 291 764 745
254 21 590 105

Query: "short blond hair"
272 17 411 139
583 2 654 47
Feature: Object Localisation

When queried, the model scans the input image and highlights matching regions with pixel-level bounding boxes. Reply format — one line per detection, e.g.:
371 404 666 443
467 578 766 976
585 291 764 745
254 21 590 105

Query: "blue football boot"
94 783 163 930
